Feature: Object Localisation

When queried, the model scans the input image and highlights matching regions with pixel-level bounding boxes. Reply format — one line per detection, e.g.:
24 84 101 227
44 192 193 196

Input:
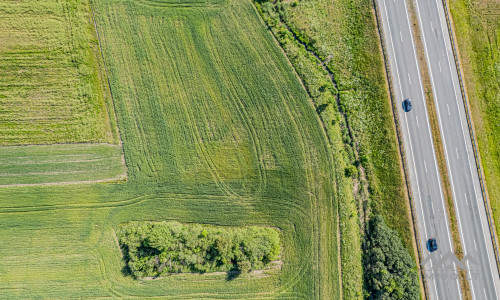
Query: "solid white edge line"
434 0 499 297
381 0 438 288
404 0 462 298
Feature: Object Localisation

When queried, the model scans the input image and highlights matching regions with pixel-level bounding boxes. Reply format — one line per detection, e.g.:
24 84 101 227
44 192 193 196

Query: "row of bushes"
254 1 419 298
118 221 280 278
364 215 419 299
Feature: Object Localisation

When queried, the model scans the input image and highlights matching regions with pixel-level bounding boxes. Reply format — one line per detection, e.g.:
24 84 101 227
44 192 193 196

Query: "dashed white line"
408 73 411 84
412 0 463 297
484 288 488 300
424 160 428 173
416 115 420 127
433 2 499 297
456 147 459 159
465 192 469 205
438 61 442 72
447 103 451 115
430 200 434 214
400 30 403 42
475 239 478 252
430 21 433 31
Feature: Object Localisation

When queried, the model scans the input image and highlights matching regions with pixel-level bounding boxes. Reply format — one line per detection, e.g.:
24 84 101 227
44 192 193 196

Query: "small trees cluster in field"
118 222 281 278
364 216 419 299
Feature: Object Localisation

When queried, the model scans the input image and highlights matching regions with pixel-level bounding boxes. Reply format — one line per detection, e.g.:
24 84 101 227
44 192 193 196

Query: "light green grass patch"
0 144 125 186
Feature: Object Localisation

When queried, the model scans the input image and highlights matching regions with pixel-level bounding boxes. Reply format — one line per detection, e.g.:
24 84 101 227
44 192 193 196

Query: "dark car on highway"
427 238 438 252
403 98 412 112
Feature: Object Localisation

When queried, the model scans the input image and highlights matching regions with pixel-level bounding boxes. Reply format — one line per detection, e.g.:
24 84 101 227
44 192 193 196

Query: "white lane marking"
475 239 478 252
416 115 419 127
468 260 477 300
400 30 403 42
433 4 499 297
447 103 451 115
484 288 487 300
424 160 428 173
415 0 499 296
409 0 462 298
436 1 499 295
408 72 411 84
465 193 469 205
456 147 459 159
381 0 431 258
438 61 442 72
431 200 434 214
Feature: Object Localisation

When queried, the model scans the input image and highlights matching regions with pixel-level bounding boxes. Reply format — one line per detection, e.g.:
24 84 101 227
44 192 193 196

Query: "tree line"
118 221 281 278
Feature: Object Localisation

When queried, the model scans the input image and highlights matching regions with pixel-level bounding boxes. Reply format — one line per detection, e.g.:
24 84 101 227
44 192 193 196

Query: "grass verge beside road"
448 0 500 244
254 0 416 298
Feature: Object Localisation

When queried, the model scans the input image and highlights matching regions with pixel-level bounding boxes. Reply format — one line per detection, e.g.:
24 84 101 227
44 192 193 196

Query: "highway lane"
376 0 461 298
414 0 500 298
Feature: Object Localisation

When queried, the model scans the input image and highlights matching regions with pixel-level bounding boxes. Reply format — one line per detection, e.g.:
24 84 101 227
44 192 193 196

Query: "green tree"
364 215 419 299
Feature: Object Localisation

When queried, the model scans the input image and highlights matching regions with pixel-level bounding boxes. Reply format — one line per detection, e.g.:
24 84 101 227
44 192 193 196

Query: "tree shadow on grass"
225 270 242 281
121 265 132 277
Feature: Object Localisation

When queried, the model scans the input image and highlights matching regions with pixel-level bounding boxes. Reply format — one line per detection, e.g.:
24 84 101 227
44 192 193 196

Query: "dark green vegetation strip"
118 222 280 278
448 0 500 240
0 0 119 145
254 0 416 298
364 216 419 299
0 0 340 298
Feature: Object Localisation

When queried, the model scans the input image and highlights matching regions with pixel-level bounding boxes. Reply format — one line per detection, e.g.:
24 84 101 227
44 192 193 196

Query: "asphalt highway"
414 0 500 298
377 0 462 298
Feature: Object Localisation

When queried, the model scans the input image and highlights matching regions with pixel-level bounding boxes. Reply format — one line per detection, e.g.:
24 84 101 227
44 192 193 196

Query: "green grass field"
0 0 118 145
449 0 500 239
254 0 416 298
282 0 412 248
0 0 124 185
0 144 125 186
0 0 340 298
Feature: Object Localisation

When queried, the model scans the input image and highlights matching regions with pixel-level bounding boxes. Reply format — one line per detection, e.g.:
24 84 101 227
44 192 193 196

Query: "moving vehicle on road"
403 98 412 112
427 238 438 252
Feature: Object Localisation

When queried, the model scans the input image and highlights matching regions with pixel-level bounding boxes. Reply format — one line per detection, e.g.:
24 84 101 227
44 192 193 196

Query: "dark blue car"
427 238 438 252
403 98 412 112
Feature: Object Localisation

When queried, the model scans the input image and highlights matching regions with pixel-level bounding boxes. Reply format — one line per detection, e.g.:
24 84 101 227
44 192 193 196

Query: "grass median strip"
407 0 471 297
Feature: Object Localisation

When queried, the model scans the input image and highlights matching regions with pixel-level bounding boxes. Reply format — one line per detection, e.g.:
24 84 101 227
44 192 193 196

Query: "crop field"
0 0 340 298
254 0 416 298
0 0 118 145
0 0 124 185
0 144 125 186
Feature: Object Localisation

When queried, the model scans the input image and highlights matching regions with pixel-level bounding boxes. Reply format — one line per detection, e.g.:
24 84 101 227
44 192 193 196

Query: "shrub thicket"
364 216 419 299
118 222 281 278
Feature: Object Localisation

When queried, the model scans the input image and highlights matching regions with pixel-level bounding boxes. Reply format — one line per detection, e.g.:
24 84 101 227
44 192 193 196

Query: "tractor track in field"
205 19 269 196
